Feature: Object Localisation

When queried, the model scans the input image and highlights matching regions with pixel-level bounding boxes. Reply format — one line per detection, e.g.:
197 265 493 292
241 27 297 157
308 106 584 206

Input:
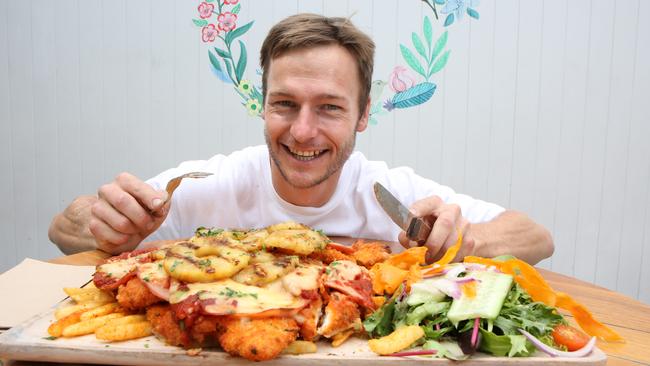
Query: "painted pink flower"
197 2 214 19
217 12 237 32
224 0 239 4
389 66 416 93
201 24 219 43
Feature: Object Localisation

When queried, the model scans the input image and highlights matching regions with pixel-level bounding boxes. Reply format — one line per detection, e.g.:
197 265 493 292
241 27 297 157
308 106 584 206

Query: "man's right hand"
89 172 169 254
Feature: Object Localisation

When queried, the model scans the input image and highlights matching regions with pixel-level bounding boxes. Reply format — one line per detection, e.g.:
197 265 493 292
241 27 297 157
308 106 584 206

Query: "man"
49 14 553 264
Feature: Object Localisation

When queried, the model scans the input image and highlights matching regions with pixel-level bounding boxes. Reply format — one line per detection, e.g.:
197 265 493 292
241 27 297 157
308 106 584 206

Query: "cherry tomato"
552 324 590 351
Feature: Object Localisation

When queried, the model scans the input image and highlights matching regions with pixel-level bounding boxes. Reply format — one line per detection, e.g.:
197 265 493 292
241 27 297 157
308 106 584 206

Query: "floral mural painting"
193 0 479 122
368 0 480 125
193 0 263 116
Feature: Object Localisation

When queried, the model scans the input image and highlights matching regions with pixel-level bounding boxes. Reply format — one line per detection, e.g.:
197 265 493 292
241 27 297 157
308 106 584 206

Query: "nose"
290 106 318 143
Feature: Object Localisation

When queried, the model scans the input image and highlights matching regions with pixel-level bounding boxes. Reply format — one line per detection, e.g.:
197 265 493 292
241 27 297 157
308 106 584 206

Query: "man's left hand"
398 195 474 263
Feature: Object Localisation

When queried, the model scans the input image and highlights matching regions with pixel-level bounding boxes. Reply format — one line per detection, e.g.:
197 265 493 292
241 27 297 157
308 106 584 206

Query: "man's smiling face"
263 44 369 203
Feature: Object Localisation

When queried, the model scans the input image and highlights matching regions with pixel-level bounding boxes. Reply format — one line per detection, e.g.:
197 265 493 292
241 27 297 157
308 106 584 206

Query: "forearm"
469 210 554 265
48 195 98 255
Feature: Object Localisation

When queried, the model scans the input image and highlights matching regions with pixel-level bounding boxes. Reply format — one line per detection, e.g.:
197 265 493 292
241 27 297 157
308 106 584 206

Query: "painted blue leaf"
444 13 454 27
235 40 247 83
225 21 254 45
467 8 480 19
390 82 437 109
208 50 232 83
193 19 208 27
412 33 427 60
435 0 445 4
400 44 426 77
423 16 432 49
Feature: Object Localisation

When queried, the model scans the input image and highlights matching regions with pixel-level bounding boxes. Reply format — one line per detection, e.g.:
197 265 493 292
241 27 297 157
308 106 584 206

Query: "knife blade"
373 182 433 245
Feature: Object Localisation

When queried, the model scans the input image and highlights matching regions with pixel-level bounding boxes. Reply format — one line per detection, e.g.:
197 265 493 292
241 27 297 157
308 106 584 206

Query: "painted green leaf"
235 40 247 83
205 0 214 2
467 8 480 19
223 57 236 84
429 50 450 76
399 44 426 78
444 13 454 27
192 19 208 27
214 47 230 59
208 50 232 83
412 33 427 60
390 82 437 109
225 20 254 45
232 4 241 14
423 16 432 49
431 30 447 62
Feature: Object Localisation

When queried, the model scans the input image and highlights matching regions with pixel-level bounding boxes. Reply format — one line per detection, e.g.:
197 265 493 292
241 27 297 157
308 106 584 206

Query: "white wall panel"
573 0 615 284
0 0 15 271
32 0 60 260
1 0 649 304
7 0 38 264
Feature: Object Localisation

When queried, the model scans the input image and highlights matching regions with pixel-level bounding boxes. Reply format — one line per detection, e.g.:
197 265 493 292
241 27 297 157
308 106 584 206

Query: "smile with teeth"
287 146 325 161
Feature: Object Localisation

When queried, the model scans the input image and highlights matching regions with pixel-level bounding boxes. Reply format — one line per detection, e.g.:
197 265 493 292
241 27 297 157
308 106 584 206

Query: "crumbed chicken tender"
216 317 300 362
352 240 391 268
297 298 323 342
116 277 162 311
317 292 361 338
308 247 354 264
146 304 192 348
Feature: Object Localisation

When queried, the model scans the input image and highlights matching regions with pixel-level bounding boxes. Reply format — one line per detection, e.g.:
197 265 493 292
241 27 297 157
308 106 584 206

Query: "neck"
270 160 341 207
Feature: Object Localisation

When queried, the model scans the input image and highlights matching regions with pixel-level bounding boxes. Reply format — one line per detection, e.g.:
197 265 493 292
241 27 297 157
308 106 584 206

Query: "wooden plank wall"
0 0 648 303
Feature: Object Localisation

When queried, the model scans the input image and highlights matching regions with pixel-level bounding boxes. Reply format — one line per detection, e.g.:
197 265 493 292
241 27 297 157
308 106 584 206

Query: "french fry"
331 329 354 347
103 314 147 327
64 287 114 304
48 311 83 338
282 340 317 355
95 321 152 341
367 325 424 355
55 302 104 320
79 302 120 321
62 313 124 337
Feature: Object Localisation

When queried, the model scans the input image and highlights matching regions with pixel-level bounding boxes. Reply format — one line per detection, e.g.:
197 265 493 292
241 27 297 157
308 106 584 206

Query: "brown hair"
260 13 375 117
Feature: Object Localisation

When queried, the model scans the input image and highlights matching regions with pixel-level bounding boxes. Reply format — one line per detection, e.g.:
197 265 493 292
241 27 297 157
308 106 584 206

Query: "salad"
363 234 623 360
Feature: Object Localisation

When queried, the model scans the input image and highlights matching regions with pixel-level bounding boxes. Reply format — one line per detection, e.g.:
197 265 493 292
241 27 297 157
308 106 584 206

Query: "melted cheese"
169 279 307 315
137 260 169 286
282 264 323 296
97 254 145 280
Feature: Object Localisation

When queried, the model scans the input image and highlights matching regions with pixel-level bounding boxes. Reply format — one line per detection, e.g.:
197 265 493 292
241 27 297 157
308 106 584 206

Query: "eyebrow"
267 91 348 102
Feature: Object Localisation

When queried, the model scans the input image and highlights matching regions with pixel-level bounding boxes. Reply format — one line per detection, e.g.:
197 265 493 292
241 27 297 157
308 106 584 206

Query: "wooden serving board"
0 302 606 366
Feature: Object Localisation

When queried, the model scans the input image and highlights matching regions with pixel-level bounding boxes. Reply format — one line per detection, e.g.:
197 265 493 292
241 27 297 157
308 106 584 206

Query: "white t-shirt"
142 145 504 251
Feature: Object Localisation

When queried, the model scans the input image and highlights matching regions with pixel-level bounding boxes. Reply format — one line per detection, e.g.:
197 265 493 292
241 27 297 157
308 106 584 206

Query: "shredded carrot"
463 256 623 342
555 292 624 342
461 281 477 299
421 229 463 271
386 246 427 270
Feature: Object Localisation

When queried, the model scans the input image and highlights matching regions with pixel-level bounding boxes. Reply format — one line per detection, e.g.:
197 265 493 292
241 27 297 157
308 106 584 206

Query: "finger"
91 199 138 235
425 205 461 261
115 172 168 212
88 217 131 248
409 195 443 217
98 183 155 233
397 231 419 249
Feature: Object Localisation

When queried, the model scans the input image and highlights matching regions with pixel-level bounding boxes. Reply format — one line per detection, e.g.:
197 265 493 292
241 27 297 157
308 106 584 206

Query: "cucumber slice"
407 278 447 306
447 271 513 325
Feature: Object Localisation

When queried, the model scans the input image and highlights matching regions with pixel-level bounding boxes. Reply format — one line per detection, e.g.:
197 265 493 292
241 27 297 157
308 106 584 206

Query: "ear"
356 98 371 132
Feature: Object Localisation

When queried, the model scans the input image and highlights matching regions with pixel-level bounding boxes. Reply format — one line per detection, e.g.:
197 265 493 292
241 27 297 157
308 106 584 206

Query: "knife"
373 182 433 245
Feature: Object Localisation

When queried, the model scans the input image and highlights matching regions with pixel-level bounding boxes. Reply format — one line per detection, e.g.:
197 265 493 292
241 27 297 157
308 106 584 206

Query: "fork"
159 171 213 208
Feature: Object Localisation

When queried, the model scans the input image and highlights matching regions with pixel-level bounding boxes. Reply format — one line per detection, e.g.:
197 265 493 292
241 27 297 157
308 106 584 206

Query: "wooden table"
6 249 650 365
